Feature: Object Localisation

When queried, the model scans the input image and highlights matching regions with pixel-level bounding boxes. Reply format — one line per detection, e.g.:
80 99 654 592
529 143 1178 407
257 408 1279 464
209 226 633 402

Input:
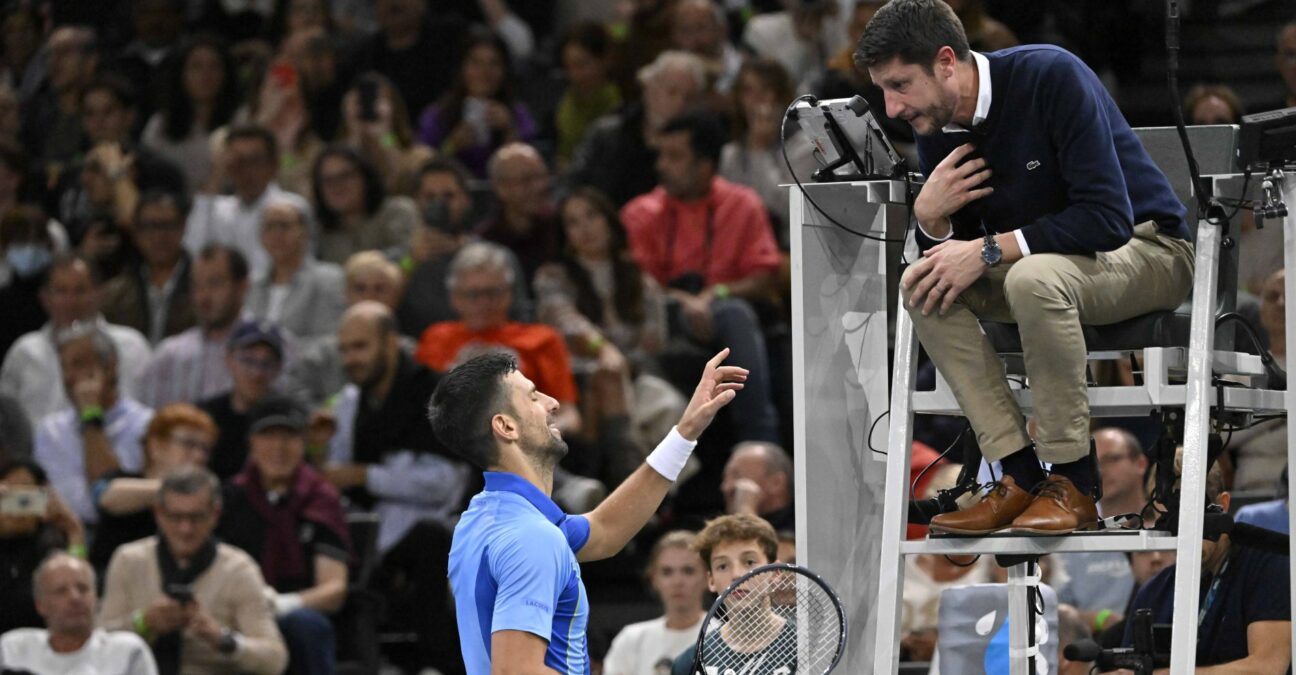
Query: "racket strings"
698 570 843 674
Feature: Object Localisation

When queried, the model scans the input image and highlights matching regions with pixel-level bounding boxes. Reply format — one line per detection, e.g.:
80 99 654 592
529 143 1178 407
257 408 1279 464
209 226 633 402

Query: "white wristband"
645 426 698 481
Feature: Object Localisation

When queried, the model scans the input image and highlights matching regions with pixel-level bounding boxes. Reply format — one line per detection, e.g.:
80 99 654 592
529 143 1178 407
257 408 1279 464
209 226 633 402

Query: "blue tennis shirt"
449 471 592 675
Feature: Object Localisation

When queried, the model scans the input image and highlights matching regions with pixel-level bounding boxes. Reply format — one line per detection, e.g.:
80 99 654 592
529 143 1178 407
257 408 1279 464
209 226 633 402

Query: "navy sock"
999 445 1046 491
1050 455 1097 497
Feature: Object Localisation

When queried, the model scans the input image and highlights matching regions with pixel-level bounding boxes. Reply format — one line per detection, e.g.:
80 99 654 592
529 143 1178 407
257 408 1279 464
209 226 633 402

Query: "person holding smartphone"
99 466 287 675
0 459 84 637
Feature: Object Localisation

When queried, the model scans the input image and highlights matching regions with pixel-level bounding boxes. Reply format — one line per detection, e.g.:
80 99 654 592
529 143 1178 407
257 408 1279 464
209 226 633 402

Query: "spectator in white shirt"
34 322 153 524
0 552 157 674
0 254 151 423
183 123 311 280
603 530 707 675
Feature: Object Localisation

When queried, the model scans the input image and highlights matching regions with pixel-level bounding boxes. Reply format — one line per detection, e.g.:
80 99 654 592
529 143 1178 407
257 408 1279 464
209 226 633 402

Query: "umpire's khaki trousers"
908 222 1195 463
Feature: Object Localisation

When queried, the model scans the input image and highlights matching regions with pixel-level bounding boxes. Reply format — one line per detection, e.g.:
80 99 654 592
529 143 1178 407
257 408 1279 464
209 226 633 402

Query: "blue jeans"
708 298 779 443
279 607 336 675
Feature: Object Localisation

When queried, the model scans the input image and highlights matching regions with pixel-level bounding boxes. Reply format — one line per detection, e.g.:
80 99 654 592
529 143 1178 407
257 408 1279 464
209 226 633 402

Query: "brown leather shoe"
928 475 1034 535
1009 475 1099 535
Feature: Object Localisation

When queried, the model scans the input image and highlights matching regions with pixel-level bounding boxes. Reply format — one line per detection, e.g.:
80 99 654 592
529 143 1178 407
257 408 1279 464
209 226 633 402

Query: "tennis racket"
691 563 847 675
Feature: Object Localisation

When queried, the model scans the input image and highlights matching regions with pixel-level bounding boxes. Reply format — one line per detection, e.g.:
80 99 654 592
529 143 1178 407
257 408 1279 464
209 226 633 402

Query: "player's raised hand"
677 348 747 440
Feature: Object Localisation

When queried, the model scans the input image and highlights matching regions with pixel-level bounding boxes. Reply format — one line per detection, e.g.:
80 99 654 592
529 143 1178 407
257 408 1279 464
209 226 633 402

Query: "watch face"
982 241 1002 266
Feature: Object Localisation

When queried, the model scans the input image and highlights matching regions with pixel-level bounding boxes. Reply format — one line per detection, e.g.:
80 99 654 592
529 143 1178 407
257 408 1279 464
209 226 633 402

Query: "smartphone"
270 62 297 89
166 583 195 604
0 487 48 517
462 97 490 144
357 76 379 122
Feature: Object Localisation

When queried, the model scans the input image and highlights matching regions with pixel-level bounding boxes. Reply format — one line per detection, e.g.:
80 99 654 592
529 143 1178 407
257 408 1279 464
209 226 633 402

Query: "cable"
909 422 972 503
780 95 905 244
867 409 889 456
1165 0 1215 222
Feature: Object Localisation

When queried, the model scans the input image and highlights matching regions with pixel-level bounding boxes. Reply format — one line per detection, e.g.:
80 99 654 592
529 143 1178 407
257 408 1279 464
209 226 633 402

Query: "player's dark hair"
428 352 519 470
853 0 970 73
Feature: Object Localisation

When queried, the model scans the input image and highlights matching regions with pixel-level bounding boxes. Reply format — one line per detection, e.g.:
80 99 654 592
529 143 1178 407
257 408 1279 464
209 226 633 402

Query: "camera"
0 487 48 517
1063 610 1169 674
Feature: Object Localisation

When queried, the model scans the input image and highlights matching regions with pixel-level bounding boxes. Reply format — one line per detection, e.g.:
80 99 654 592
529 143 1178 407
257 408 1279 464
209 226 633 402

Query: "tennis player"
431 349 746 675
671 513 797 675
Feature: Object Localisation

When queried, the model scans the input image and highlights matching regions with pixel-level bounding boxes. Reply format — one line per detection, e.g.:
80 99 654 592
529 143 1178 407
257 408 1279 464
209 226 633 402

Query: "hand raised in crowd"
594 340 627 376
87 142 133 182
76 220 123 262
44 488 84 548
342 88 394 142
912 143 993 234
203 140 231 195
144 596 193 636
256 63 307 149
484 100 514 134
728 477 764 515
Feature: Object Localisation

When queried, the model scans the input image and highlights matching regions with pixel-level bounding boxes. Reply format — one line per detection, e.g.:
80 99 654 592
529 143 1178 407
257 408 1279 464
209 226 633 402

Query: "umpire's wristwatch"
981 234 1002 267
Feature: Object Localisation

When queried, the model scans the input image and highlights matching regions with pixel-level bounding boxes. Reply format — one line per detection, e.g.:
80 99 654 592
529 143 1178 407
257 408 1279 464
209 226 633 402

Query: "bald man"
0 553 157 673
479 142 561 284
721 441 795 532
321 300 471 671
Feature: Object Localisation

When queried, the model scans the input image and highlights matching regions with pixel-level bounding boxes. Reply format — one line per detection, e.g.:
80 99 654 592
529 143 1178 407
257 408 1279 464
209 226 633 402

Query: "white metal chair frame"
870 172 1296 674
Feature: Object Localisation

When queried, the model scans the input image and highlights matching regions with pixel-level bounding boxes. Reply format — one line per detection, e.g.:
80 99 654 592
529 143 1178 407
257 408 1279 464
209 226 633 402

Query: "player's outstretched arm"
578 349 746 562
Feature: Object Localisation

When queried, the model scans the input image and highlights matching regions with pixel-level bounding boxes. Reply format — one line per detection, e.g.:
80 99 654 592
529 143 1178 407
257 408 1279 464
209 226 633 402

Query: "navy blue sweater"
915 45 1189 255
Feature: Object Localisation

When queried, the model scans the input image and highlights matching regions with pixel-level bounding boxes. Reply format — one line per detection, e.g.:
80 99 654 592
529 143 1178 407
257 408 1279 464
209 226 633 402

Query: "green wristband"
713 283 731 299
132 608 152 640
1093 608 1113 632
67 543 87 559
80 406 105 427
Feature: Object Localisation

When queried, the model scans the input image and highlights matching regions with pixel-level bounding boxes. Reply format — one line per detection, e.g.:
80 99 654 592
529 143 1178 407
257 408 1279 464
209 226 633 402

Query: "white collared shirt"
942 51 994 133
928 51 1032 256
33 397 152 523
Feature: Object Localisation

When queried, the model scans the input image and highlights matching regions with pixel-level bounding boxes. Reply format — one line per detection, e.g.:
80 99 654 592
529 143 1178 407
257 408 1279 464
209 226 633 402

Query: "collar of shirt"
483 471 566 525
942 51 992 133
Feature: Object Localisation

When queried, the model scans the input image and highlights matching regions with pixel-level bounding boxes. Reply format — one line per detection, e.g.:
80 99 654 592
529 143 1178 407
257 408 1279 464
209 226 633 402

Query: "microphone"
1062 639 1101 662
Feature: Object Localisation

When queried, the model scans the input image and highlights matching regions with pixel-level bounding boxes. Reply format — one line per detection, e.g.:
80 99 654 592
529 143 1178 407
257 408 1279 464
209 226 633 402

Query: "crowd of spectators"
0 0 1291 673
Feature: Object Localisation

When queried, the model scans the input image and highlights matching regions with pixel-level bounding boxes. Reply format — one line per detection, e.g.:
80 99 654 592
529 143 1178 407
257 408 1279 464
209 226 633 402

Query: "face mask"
5 244 51 278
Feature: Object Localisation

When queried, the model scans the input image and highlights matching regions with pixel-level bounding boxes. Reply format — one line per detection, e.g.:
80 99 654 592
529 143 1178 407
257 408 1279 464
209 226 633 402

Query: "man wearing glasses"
99 466 288 675
102 190 197 345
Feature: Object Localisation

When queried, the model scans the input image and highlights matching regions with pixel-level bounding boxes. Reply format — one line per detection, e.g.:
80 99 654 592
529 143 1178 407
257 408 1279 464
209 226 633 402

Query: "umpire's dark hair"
853 0 970 73
427 352 520 470
660 110 727 168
